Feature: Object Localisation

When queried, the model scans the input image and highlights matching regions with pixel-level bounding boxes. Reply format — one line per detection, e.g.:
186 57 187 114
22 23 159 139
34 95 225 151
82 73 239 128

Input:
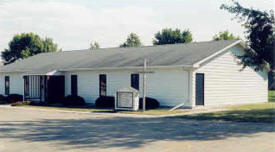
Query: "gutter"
58 65 196 72
0 65 196 74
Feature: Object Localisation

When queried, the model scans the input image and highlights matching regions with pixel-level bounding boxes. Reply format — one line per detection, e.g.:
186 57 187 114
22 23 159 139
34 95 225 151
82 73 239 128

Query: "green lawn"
118 109 183 115
20 105 182 115
180 103 275 123
269 90 275 102
21 105 113 113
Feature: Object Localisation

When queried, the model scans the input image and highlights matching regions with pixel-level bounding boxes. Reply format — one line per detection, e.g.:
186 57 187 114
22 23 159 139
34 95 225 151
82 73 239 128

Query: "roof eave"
59 65 195 72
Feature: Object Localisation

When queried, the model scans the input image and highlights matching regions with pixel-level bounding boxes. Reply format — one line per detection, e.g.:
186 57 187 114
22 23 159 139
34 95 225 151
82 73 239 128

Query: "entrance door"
196 73 204 105
46 76 65 103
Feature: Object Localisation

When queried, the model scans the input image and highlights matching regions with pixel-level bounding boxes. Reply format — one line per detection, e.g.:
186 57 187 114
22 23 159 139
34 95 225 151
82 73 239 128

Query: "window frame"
131 74 139 90
71 75 78 96
99 74 107 96
5 76 10 95
24 76 29 97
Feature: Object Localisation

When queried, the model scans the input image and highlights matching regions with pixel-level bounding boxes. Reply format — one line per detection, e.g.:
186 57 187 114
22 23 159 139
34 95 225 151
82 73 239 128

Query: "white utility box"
115 87 139 111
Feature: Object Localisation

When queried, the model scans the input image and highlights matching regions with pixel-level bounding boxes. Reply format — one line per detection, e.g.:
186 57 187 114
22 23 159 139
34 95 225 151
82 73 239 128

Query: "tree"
90 41 100 50
153 28 193 45
221 1 274 72
43 38 58 53
120 33 142 48
1 33 58 65
213 30 240 41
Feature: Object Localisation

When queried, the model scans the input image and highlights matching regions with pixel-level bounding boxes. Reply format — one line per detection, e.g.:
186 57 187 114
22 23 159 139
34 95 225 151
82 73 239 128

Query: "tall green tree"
43 38 58 53
90 41 100 50
221 1 274 72
153 28 193 45
213 30 240 41
120 33 142 48
2 33 58 65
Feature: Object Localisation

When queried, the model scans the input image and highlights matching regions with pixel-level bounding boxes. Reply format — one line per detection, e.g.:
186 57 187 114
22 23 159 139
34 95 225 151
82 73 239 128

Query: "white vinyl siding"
0 75 4 95
145 70 191 107
64 70 190 107
193 45 268 107
0 73 23 95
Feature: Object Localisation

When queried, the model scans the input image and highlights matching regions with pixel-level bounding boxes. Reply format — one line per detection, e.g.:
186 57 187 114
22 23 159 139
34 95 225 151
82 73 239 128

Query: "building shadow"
0 116 274 149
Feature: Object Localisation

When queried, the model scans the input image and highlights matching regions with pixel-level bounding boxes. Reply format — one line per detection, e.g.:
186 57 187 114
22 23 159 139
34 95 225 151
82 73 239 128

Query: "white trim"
58 65 194 72
193 40 242 68
0 65 194 74
0 71 25 73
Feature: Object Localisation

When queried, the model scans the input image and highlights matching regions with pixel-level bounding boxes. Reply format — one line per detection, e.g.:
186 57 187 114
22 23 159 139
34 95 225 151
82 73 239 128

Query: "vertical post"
142 59 147 112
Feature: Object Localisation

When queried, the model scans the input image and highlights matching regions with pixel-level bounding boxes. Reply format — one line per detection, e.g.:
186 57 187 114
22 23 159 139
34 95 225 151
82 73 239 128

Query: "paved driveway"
0 106 275 152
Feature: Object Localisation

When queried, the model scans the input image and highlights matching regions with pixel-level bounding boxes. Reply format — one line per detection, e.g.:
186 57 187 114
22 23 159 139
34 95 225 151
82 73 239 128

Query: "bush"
6 94 23 103
95 96 115 108
29 101 48 106
62 95 86 106
0 94 7 104
139 97 159 109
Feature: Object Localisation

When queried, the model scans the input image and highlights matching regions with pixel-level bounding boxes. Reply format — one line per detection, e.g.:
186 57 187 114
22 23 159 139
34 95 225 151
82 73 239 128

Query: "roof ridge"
57 39 240 53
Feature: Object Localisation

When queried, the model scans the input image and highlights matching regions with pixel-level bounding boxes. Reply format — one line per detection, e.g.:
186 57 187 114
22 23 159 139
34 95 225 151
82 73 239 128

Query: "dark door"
196 73 204 105
46 76 65 103
71 75 78 96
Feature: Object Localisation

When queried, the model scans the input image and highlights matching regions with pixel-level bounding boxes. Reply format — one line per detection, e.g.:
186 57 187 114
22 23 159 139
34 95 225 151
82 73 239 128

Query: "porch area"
23 75 65 103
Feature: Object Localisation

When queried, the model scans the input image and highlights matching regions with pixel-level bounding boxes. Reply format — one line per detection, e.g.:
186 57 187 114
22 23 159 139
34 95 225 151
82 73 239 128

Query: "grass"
20 105 182 115
117 109 184 115
180 102 275 123
21 105 113 113
269 90 275 102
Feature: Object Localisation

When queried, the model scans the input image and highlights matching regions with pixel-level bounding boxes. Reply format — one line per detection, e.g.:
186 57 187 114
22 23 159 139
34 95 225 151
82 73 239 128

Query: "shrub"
95 96 115 108
6 94 23 103
29 101 48 106
0 94 7 104
62 95 86 106
139 97 159 109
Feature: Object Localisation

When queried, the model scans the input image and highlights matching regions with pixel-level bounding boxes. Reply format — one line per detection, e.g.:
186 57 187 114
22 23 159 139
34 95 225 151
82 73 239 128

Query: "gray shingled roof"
0 40 240 73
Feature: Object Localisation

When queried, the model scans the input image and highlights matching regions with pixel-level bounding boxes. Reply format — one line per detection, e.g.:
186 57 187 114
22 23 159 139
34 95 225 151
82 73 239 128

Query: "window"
71 75 78 96
131 74 139 90
24 76 29 97
5 76 9 95
99 74 106 96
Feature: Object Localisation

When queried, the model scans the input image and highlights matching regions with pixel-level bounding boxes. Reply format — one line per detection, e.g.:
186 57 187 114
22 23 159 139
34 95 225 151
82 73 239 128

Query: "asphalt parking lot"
1 106 275 152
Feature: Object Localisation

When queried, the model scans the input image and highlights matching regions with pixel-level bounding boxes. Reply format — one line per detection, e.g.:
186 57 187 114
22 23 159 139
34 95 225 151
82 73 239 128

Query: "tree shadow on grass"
180 108 275 123
0 116 274 150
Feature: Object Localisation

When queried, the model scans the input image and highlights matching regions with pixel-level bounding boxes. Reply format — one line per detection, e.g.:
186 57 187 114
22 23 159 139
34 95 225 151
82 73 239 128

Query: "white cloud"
0 1 159 50
0 0 273 52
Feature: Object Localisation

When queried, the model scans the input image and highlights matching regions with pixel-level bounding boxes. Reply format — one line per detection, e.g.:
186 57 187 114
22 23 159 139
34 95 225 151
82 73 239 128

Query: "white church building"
0 40 268 108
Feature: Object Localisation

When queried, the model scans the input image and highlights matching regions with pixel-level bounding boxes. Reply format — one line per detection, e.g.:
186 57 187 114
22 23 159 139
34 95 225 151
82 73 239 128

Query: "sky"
0 0 274 51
